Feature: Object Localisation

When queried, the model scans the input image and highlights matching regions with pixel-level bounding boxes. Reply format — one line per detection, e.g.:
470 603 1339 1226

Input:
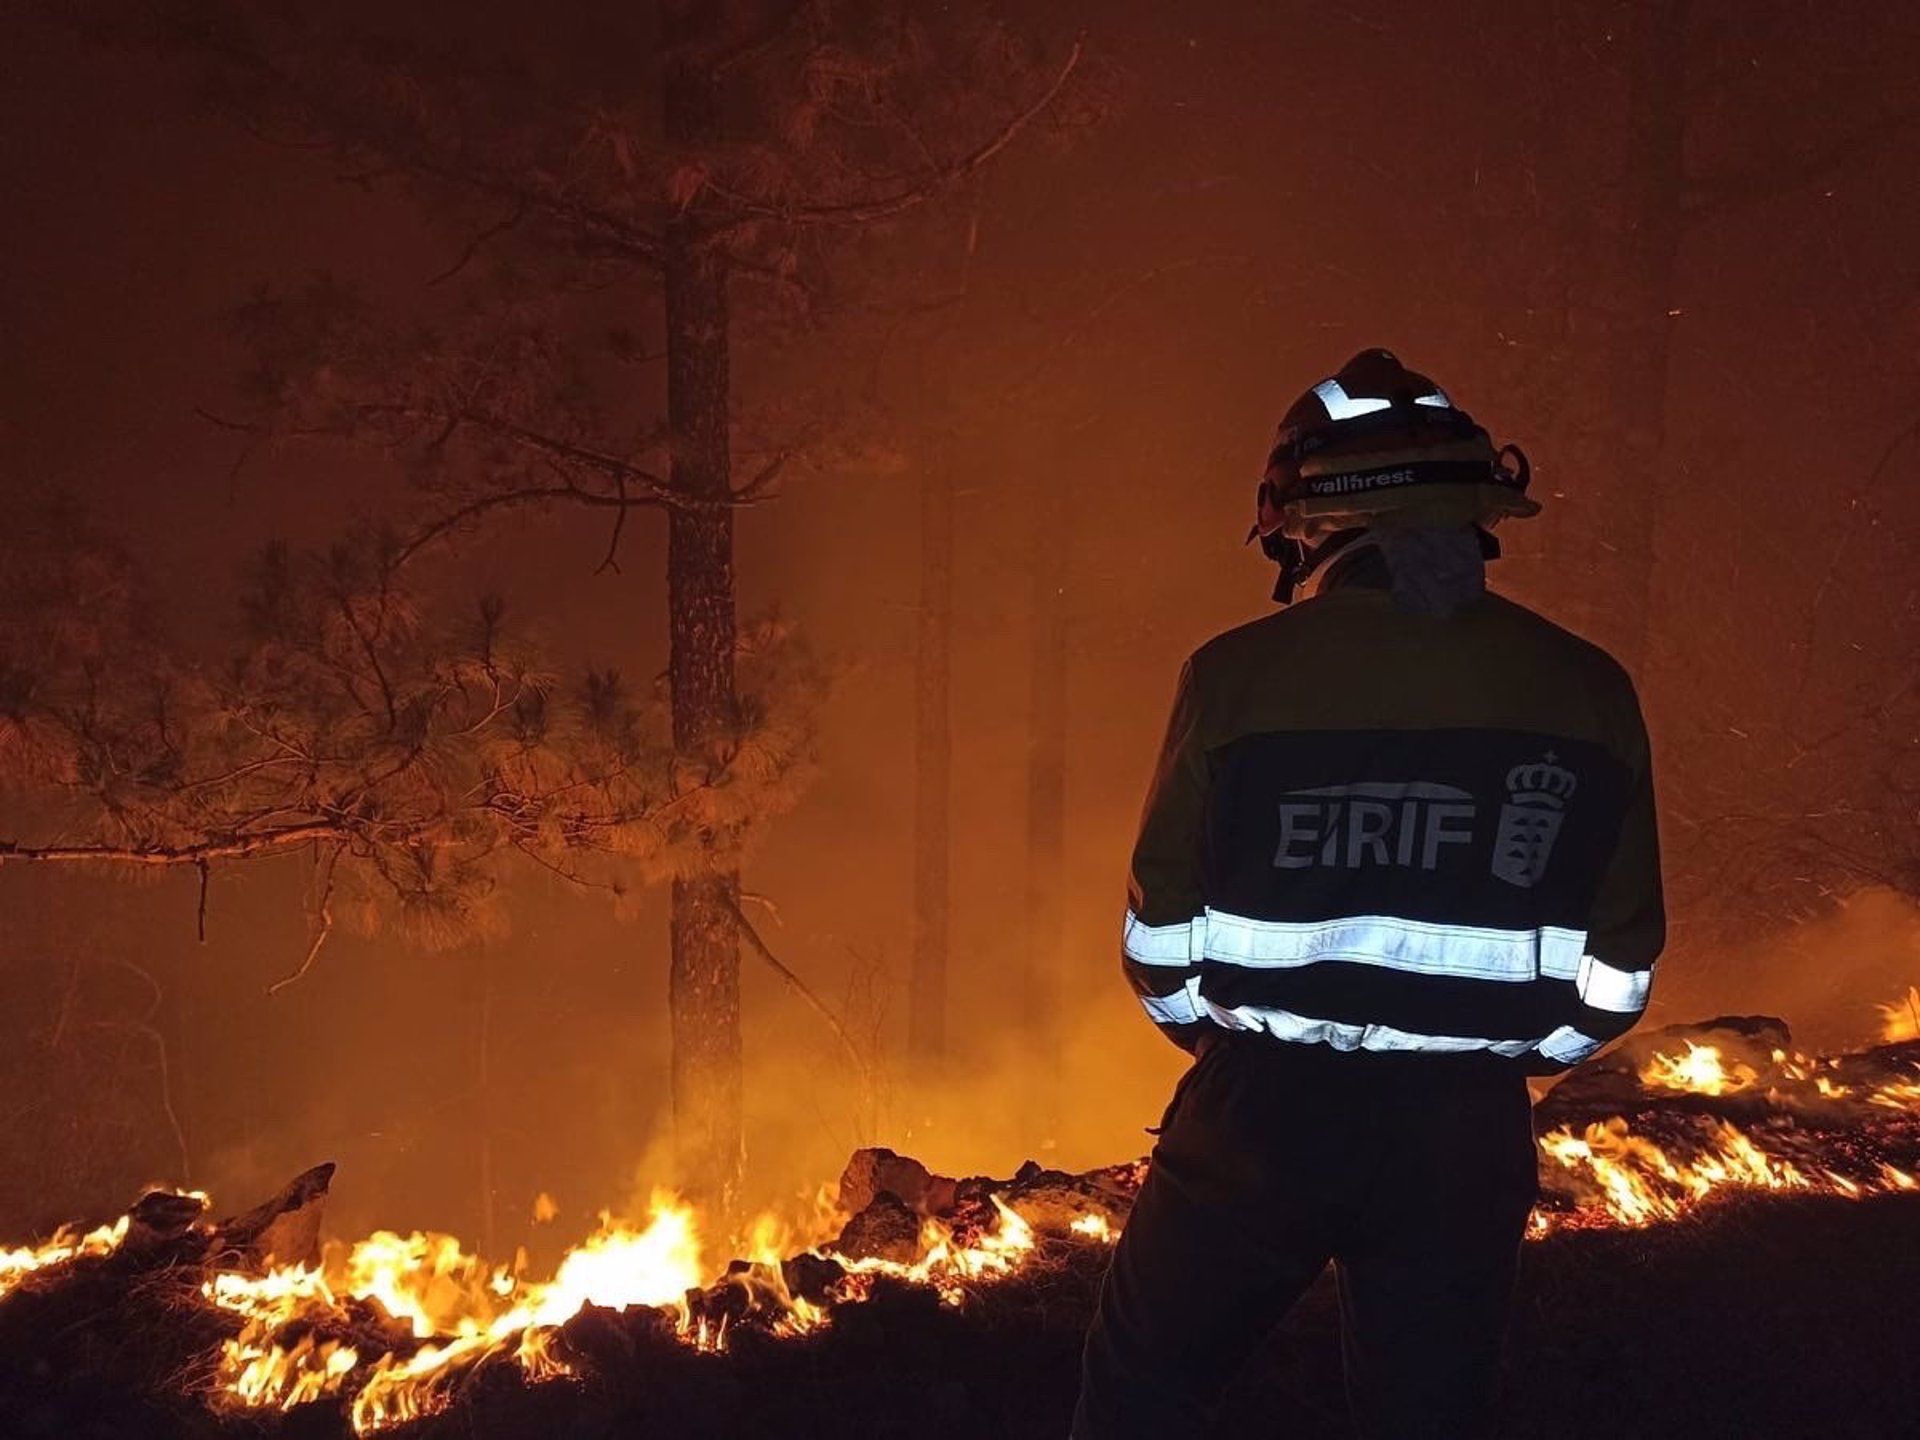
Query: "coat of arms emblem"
1491 753 1577 888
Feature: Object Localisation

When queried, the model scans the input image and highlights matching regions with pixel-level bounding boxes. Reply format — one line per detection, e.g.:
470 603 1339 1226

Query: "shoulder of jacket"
1483 594 1639 689
1186 609 1299 678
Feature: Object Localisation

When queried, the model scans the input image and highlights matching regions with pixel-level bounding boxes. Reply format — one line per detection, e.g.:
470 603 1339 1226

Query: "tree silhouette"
53 0 1083 1204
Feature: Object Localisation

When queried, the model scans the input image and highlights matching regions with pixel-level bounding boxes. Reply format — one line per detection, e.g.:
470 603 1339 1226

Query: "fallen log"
208 1160 335 1269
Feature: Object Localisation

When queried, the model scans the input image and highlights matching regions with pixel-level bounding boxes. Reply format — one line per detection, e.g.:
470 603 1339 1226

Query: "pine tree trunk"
1605 0 1689 674
1023 466 1067 1153
662 8 742 1209
663 232 742 1207
908 461 954 1068
476 946 497 1257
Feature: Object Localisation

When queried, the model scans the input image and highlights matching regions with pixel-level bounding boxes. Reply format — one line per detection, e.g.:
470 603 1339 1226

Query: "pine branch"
427 197 531 286
0 823 346 867
722 890 870 1082
183 18 670 265
706 35 1085 230
265 848 339 998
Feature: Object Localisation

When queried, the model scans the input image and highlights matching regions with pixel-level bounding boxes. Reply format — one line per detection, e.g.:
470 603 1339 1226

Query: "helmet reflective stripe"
1312 378 1392 421
1412 390 1453 408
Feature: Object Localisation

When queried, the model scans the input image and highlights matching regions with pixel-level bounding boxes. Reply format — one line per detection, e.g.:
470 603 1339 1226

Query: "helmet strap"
1296 529 1383 604
1275 525 1503 606
1273 528 1369 605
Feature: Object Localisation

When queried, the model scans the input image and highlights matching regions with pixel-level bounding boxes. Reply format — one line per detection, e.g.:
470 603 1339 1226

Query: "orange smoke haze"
1 3 1918 1259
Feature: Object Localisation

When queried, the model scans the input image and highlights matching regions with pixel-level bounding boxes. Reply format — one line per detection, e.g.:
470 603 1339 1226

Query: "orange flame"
195 1184 1097 1432
1638 1041 1757 1096
8 1041 1917 1432
1879 986 1920 1044
203 1190 704 1426
1540 1042 1920 1231
0 1216 128 1302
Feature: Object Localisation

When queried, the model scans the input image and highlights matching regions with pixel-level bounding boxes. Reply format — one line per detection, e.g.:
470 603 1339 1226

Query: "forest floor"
1 1190 1917 1440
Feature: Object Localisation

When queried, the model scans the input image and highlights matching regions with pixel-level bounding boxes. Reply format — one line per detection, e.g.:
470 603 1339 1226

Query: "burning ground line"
0 1215 130 1303
195 1183 1100 1432
1530 1025 1920 1232
3 1019 1918 1433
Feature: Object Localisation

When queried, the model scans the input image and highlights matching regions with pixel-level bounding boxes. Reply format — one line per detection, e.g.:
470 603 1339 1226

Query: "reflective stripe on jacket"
1125 580 1664 1074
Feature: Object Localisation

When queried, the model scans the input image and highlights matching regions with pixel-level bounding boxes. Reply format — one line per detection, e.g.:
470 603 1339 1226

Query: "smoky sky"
1 1 1917 1243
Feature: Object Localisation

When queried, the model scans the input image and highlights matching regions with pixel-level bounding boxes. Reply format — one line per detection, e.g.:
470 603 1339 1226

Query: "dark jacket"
1123 573 1664 1073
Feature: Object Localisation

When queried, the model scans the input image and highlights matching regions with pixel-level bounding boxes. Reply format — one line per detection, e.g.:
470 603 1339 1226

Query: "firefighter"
1071 349 1664 1439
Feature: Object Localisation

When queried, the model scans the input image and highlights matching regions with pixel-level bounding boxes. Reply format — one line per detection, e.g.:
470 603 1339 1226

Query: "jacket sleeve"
1552 682 1666 1065
1123 657 1212 1053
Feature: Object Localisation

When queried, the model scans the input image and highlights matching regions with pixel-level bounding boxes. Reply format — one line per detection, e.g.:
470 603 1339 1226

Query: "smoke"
1692 887 1920 1053
736 964 1182 1208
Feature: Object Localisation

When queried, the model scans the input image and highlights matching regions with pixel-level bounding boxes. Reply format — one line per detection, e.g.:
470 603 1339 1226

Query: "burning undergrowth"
2 1015 1917 1439
1532 1015 1920 1228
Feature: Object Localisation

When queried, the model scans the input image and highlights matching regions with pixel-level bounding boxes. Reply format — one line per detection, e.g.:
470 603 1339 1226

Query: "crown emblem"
1491 751 1577 889
1505 752 1577 809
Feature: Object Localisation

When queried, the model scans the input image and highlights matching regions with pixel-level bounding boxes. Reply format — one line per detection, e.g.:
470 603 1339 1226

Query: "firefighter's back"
1078 348 1666 1440
1126 576 1662 1074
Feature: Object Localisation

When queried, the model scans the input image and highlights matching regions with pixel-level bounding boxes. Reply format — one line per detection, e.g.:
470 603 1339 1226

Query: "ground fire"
2 1014 1916 1437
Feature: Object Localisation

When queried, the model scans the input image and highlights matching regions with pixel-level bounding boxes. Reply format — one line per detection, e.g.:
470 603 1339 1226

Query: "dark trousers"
1072 1033 1539 1440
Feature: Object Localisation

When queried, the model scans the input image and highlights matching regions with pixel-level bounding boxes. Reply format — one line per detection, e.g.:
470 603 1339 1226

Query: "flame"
1639 1041 1757 1096
1070 1213 1115 1243
1538 1117 1818 1228
203 1190 706 1428
225 1331 360 1409
1879 986 1920 1043
1539 1047 1920 1230
829 1194 1039 1309
6 1039 1918 1432
333 1229 515 1339
524 1192 704 1326
0 1216 128 1301
103 1051 1920 1428
196 1187 1065 1431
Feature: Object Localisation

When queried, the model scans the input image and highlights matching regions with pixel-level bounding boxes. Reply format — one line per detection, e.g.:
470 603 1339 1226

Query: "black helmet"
1250 349 1536 600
